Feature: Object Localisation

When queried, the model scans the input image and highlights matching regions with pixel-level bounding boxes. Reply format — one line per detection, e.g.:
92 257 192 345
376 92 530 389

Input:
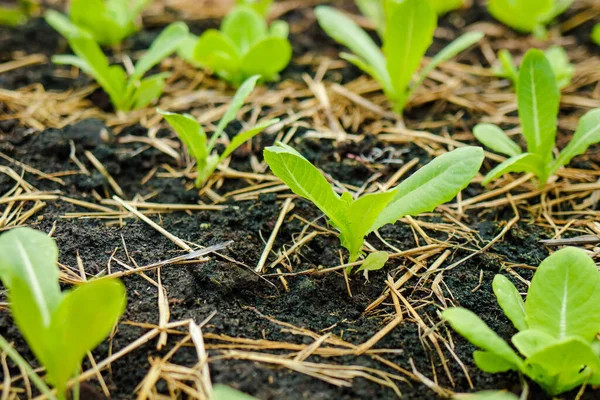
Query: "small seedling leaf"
512 329 556 357
371 146 484 231
551 109 600 176
517 49 560 164
358 251 390 272
443 308 524 369
482 153 545 186
473 124 522 158
492 275 527 331
473 351 518 373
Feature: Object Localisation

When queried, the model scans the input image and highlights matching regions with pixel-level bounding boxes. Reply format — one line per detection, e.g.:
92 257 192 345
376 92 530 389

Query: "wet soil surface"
1 2 599 400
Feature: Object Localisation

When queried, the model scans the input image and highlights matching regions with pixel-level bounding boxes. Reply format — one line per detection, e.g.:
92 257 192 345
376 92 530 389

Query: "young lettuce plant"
159 75 278 187
48 20 188 111
264 144 483 264
180 5 291 86
316 0 483 114
474 49 600 186
495 46 574 89
45 0 150 46
0 228 126 400
443 246 600 396
488 0 573 35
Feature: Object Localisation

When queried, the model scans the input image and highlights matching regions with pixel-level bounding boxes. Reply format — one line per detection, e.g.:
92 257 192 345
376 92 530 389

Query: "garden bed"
1 0 600 399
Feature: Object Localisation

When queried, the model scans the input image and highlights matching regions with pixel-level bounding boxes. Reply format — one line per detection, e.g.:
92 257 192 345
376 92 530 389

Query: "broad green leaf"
269 20 289 39
525 247 600 342
356 0 385 36
493 275 527 331
241 37 292 81
70 0 122 44
357 251 389 272
370 146 484 231
384 0 436 106
342 191 395 262
219 119 279 162
158 110 208 163
496 49 518 86
473 351 518 373
210 75 260 151
214 384 258 400
454 391 519 400
315 6 388 89
518 49 560 163
488 0 553 33
481 153 545 186
131 22 188 82
193 29 241 81
263 143 348 231
512 329 555 357
132 73 169 110
526 337 599 395
550 109 600 176
0 228 61 326
443 308 524 369
47 278 126 395
473 124 522 157
545 46 573 89
428 0 463 15
222 6 267 55
412 31 484 97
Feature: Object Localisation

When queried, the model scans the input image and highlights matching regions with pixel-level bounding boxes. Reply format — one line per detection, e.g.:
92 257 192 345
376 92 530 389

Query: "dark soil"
1 1 599 400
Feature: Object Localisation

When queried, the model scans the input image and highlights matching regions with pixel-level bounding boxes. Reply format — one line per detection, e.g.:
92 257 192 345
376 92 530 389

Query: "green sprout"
159 75 278 187
179 5 292 86
264 144 483 264
44 0 150 46
0 228 126 400
316 0 483 114
444 247 600 396
474 49 600 186
47 19 188 112
487 0 573 36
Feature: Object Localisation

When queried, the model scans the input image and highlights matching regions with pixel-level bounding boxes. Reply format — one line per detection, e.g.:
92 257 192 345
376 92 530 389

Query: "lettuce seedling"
45 0 149 46
48 20 188 112
474 49 600 186
488 0 573 35
316 0 483 114
443 247 600 396
159 75 278 187
236 0 274 17
496 46 574 89
0 228 126 400
181 5 291 86
264 144 483 263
